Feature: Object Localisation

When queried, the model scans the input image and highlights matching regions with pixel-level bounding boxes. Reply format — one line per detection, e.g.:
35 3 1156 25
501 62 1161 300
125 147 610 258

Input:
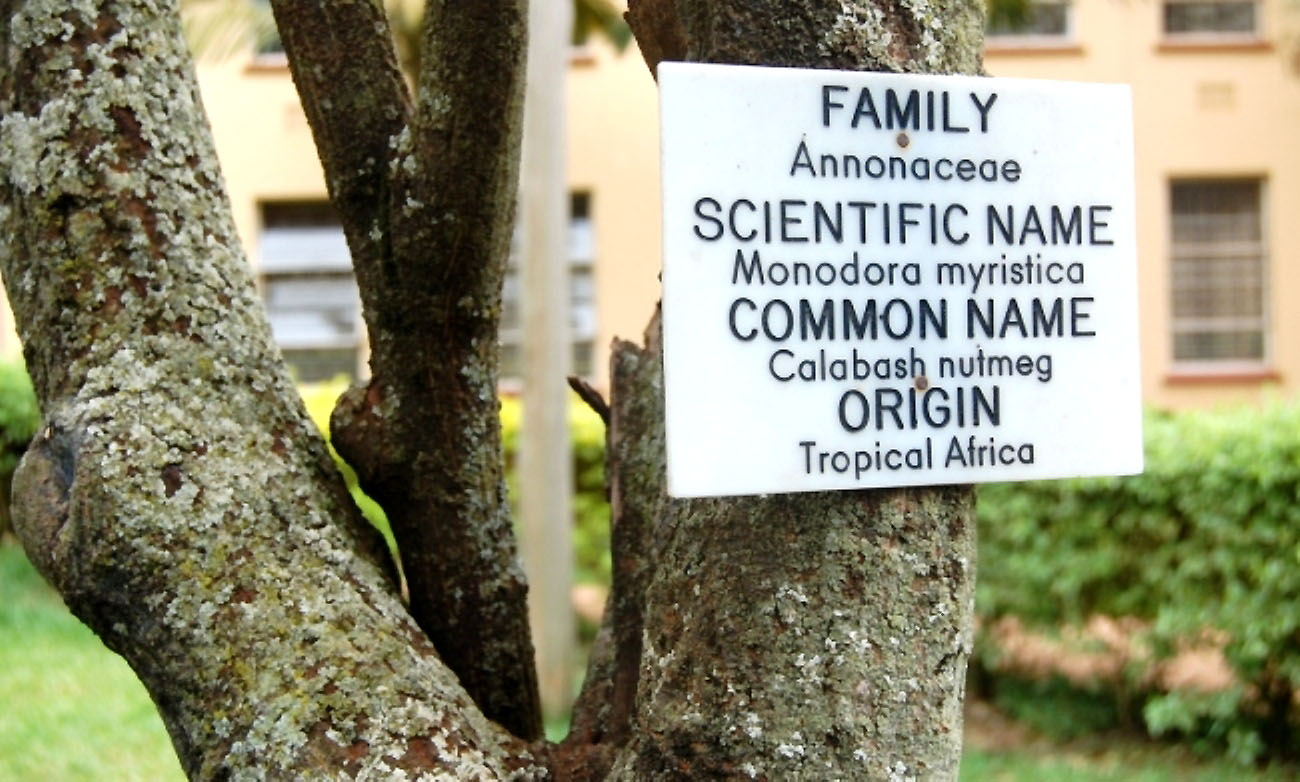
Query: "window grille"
1163 0 1258 36
258 201 362 381
1170 180 1266 365
986 1 1071 40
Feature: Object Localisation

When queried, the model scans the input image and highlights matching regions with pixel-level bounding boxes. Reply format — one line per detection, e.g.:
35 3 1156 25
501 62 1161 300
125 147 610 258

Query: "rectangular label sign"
659 62 1143 498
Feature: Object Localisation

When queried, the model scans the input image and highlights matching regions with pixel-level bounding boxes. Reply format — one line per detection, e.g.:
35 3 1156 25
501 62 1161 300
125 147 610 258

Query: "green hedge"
299 381 610 586
978 400 1300 762
0 360 40 537
499 393 610 586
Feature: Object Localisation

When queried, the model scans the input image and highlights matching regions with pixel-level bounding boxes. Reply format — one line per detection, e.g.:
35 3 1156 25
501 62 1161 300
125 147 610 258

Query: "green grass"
2 543 1296 780
961 744 1295 782
0 545 184 781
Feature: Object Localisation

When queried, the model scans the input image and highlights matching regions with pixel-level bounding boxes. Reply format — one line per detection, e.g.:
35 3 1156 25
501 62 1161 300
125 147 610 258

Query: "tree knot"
330 378 403 491
10 412 82 584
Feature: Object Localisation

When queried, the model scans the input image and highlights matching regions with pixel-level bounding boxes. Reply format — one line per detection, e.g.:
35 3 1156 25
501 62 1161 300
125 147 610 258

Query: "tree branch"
273 0 542 739
559 333 665 778
568 375 610 425
266 0 411 289
630 0 985 73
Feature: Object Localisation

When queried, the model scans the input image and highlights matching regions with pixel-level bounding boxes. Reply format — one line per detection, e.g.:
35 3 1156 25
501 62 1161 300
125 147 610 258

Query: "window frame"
1160 0 1263 44
257 201 366 382
1168 178 1271 375
984 0 1077 51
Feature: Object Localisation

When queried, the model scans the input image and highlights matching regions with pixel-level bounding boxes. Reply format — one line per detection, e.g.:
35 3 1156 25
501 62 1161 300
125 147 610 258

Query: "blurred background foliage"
977 401 1300 764
180 0 633 77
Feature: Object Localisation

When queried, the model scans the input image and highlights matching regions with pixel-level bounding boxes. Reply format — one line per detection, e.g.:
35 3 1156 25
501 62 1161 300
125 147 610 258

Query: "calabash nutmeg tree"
0 0 984 778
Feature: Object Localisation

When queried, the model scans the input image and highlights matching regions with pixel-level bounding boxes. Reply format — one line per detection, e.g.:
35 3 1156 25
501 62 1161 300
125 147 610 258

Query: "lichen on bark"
586 318 976 781
1 0 541 777
2 0 987 777
820 0 985 73
269 0 542 739
580 2 985 778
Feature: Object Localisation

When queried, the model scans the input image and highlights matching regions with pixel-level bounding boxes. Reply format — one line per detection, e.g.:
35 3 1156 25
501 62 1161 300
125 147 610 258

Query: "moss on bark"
1 0 985 778
1 0 541 777
581 2 985 778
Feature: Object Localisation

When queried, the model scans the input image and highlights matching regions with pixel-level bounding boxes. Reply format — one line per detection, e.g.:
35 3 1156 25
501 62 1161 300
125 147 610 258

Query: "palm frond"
574 0 632 51
985 0 1034 29
180 0 279 61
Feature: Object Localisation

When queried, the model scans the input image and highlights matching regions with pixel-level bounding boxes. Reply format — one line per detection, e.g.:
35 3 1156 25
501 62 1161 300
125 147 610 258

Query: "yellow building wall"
198 58 329 270
194 43 665 393
1 4 1295 413
567 45 662 388
986 0 1300 408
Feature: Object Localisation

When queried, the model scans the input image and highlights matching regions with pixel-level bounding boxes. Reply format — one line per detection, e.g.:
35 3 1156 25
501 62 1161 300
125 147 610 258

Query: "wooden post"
519 0 577 720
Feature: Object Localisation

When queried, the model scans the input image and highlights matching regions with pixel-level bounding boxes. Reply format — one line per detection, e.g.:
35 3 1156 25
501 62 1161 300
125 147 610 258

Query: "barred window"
258 201 363 381
500 192 599 381
1163 0 1258 37
987 1 1071 40
1170 180 1267 365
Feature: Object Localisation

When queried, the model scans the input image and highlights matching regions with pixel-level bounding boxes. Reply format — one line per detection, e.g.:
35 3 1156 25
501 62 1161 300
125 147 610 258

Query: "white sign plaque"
659 62 1143 498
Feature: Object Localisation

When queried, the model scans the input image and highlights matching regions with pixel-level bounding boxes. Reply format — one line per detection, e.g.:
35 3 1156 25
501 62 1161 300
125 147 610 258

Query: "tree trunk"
557 2 985 778
0 0 984 778
266 0 544 740
0 0 544 776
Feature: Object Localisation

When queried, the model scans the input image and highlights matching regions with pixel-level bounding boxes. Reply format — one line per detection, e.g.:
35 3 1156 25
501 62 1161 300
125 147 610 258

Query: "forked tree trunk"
0 0 983 778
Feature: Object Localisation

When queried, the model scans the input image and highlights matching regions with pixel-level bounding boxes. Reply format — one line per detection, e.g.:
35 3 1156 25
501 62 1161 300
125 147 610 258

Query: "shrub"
499 394 610 586
977 400 1300 761
0 360 40 538
298 381 610 587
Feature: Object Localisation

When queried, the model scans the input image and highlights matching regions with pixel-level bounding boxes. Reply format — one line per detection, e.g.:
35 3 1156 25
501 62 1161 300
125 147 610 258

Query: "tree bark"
556 1 985 779
562 324 977 780
1 0 985 778
267 0 543 740
0 0 542 776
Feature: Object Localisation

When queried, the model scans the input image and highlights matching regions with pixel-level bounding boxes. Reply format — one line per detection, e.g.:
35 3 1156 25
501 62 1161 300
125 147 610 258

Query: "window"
500 193 599 381
567 193 598 377
1170 180 1267 366
1162 0 1258 38
247 0 285 58
258 202 363 381
986 1 1072 42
